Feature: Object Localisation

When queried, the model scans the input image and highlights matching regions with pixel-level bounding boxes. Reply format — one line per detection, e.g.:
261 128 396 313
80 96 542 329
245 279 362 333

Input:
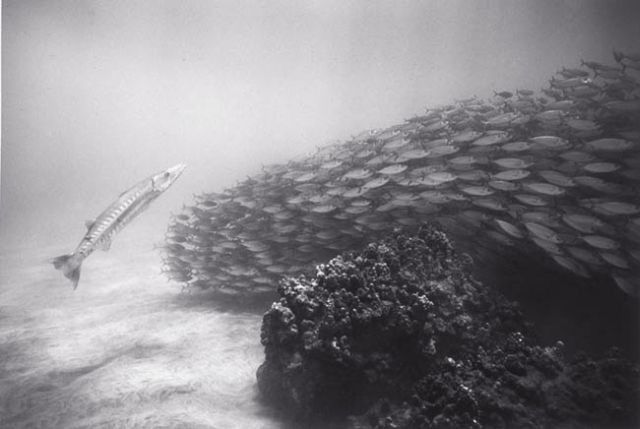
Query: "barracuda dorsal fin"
85 219 96 230
97 238 112 251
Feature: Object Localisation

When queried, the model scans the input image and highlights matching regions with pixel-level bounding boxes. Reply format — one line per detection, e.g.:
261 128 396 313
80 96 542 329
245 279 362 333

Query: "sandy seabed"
0 235 281 428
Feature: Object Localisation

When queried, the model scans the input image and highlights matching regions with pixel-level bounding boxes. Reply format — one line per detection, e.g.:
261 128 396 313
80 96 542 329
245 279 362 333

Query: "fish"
600 252 630 270
449 155 479 166
488 180 519 191
522 182 565 196
537 170 575 187
605 99 640 113
485 112 520 127
472 131 510 146
562 213 610 234
460 186 494 196
345 205 370 215
613 274 637 296
452 130 483 143
492 169 531 181
355 148 376 159
457 170 490 181
493 158 533 169
352 129 380 142
559 151 595 163
529 135 569 149
321 160 342 170
548 100 576 111
427 145 459 157
558 67 590 78
494 91 513 98
567 246 604 266
342 168 372 180
629 248 640 264
308 193 332 204
583 162 621 174
585 138 633 152
627 219 640 244
263 204 284 214
514 194 548 207
419 191 453 204
574 176 630 194
583 200 640 216
294 172 316 182
614 50 640 62
363 156 387 168
535 110 565 122
582 235 620 250
343 187 368 198
274 210 295 220
351 199 372 207
243 240 269 253
472 198 507 211
426 172 457 184
516 89 534 97
362 176 391 190
379 164 408 175
495 219 525 239
377 129 401 141
382 138 411 151
53 163 186 289
408 165 445 177
551 254 589 277
531 237 563 255
163 53 640 298
502 141 532 152
485 230 515 247
524 222 562 243
311 204 337 214
550 77 591 89
569 85 600 98
410 175 441 186
426 120 450 133
396 148 432 161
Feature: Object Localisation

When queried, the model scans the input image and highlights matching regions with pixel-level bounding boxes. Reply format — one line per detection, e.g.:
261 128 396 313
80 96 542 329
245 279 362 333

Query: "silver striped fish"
52 163 186 289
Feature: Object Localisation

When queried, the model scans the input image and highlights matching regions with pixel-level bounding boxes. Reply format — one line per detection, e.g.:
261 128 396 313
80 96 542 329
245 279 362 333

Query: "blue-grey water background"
1 1 639 427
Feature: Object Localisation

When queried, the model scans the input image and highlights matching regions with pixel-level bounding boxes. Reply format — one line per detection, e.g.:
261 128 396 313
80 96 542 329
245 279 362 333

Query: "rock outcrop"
257 225 638 428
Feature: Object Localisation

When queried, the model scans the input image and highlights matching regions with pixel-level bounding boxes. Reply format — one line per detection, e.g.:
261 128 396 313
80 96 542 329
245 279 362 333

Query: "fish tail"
613 50 624 64
52 253 83 290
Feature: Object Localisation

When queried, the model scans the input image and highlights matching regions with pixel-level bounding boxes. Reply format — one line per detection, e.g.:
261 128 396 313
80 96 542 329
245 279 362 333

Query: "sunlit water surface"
0 233 281 428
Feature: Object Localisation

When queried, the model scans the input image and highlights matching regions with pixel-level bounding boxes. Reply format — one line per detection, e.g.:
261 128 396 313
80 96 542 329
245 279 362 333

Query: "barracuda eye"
164 172 170 179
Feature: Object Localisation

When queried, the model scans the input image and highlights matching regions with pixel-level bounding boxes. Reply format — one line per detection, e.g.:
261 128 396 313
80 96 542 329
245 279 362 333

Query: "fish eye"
164 172 170 178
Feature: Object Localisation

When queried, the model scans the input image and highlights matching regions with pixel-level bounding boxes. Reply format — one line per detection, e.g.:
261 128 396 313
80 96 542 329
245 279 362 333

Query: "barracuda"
52 163 186 289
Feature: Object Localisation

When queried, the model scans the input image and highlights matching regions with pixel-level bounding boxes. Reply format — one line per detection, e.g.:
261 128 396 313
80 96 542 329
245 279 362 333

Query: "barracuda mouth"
152 164 187 192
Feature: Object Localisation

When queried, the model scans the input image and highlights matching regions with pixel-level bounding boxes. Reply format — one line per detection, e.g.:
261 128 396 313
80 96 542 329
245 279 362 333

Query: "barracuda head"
152 163 187 192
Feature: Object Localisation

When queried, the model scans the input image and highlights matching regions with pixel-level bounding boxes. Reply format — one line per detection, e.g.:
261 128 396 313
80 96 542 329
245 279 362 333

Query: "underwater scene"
1 1 639 428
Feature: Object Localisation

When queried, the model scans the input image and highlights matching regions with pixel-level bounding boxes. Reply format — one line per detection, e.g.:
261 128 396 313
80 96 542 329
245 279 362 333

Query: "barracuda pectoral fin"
97 238 112 251
85 219 96 230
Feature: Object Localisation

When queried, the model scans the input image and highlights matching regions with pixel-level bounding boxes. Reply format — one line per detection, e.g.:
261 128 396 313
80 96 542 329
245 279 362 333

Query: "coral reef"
257 225 639 428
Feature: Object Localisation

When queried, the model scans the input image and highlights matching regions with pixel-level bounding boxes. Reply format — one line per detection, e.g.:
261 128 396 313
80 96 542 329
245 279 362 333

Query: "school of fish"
162 52 640 297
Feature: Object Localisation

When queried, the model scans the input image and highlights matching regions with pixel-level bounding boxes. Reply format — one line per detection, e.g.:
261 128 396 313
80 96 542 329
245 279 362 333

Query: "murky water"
0 234 281 428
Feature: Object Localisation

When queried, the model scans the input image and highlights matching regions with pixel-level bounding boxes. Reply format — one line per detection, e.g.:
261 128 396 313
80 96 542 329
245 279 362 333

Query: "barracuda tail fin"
52 253 83 290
